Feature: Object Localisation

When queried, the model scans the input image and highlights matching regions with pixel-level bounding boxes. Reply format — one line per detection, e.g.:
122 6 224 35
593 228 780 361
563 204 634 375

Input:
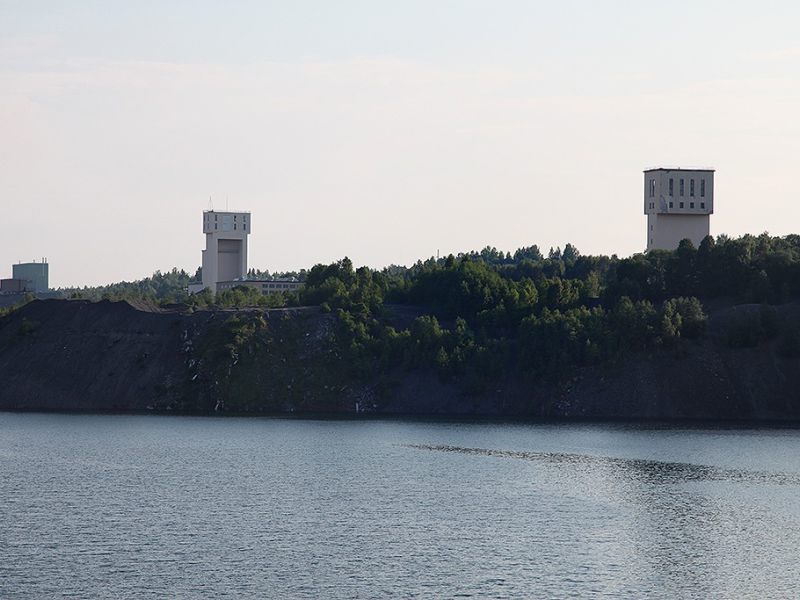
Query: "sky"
1 0 799 287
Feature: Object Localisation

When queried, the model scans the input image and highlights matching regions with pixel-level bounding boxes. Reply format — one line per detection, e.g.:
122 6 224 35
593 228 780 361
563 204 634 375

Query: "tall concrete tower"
644 168 714 251
201 210 250 293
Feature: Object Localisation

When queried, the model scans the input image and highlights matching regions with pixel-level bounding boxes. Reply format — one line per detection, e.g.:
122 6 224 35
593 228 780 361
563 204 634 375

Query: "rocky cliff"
1 299 799 420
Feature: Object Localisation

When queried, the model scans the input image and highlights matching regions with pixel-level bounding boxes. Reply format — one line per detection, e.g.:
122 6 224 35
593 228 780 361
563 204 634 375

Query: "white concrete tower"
644 168 714 251
201 210 251 293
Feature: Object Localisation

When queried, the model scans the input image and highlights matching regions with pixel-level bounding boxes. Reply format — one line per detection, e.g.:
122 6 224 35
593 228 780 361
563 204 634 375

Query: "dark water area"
1 413 799 598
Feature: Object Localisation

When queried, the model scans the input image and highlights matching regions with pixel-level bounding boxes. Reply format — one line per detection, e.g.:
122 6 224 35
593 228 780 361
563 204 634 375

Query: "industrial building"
644 168 714 251
216 279 303 295
199 210 250 293
188 210 302 296
1 260 49 294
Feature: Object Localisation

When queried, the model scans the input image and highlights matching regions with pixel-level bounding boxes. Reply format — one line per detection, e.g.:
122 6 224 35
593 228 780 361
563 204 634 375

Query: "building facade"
216 279 303 296
200 210 250 293
0 279 27 293
11 261 49 292
644 168 714 251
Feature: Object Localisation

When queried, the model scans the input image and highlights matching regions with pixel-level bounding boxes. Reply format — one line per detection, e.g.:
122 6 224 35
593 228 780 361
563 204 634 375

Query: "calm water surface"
1 413 799 599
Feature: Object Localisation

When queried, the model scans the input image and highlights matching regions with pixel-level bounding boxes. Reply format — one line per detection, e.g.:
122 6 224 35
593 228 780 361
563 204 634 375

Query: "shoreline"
3 408 800 429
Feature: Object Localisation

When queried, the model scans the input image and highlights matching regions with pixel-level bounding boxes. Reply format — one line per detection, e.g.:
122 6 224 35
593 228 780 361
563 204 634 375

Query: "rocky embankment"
1 299 799 420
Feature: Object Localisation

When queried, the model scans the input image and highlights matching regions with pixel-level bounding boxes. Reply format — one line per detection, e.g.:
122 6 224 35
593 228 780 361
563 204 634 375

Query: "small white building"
196 210 251 294
644 168 714 251
216 279 303 296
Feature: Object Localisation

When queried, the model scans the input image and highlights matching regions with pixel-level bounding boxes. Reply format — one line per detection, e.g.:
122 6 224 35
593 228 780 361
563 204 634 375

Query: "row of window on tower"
647 200 707 210
208 223 248 231
648 178 707 198
204 213 248 231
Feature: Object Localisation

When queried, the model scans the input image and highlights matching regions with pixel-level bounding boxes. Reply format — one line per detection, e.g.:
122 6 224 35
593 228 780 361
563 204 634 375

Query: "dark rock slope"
1 299 799 420
0 299 191 412
0 300 330 413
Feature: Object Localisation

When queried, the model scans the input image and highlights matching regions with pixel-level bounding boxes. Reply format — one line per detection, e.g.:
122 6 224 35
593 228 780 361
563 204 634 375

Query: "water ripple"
3 415 800 599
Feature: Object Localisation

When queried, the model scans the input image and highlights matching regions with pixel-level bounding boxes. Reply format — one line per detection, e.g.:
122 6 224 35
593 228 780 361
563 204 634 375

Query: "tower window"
701 202 705 209
690 179 695 196
234 224 237 230
690 202 695 209
669 201 674 208
649 179 655 197
701 180 706 197
669 178 674 196
215 224 218 230
680 202 684 208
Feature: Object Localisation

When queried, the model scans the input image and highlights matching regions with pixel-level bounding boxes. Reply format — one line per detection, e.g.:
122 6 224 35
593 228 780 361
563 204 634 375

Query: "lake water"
1 414 799 599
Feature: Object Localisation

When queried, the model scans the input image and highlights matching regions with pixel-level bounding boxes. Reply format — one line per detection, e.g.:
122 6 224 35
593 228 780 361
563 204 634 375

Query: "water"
1 414 799 599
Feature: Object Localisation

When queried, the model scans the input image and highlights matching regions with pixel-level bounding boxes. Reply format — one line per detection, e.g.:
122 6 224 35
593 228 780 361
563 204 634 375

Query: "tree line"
48 233 800 390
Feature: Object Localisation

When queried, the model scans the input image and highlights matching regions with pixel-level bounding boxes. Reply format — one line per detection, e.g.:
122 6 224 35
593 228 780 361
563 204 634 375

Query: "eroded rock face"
0 300 342 413
0 299 189 411
1 299 800 420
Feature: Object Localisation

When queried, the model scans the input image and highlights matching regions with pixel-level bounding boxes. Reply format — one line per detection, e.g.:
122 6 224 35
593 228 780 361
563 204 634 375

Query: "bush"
660 297 707 342
17 317 39 336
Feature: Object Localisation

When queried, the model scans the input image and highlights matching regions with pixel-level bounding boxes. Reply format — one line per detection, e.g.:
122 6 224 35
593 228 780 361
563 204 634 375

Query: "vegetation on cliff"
312 234 800 394
0 293 35 318
61 267 304 306
4 233 800 416
23 233 800 402
184 234 800 397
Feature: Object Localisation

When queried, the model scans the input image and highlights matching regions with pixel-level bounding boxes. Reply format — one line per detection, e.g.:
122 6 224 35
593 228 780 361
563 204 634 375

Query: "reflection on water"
1 414 799 599
405 443 800 486
407 441 800 599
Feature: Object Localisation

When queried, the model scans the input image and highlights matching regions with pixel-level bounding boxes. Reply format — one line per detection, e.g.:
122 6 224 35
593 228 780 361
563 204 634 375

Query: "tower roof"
643 167 715 173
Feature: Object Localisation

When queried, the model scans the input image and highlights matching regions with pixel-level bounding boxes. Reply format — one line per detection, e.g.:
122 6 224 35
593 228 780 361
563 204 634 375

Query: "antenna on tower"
226 197 229 211
208 195 213 211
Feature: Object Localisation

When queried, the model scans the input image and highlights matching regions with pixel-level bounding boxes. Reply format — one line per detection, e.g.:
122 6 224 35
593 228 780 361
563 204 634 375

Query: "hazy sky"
2 1 799 287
